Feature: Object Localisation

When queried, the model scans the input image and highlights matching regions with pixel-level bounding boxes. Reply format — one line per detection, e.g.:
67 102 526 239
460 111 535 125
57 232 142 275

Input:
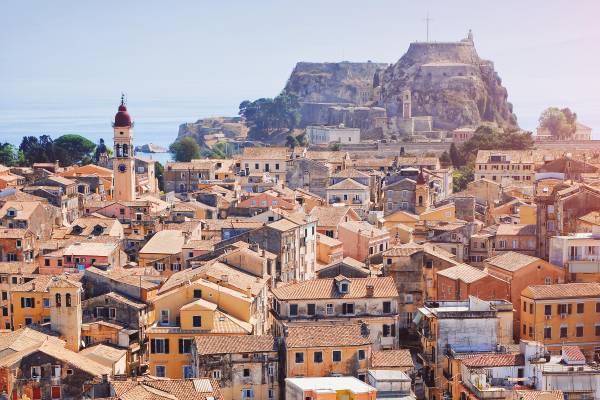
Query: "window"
560 326 568 338
383 324 396 337
383 301 391 313
55 293 61 307
193 315 202 327
243 368 250 377
171 263 181 272
51 386 61 400
109 308 116 320
523 324 527 335
342 303 354 315
307 303 316 316
31 366 41 378
544 326 552 339
160 309 169 324
1 307 7 317
295 352 304 363
576 326 584 337
577 303 584 314
179 338 192 354
66 293 71 307
326 303 334 315
43 298 50 308
523 301 527 312
44 259 50 267
212 370 222 379
313 351 323 363
358 349 366 360
51 365 61 378
242 389 254 399
268 389 274 399
155 365 166 377
332 350 342 362
544 305 552 316
156 262 164 272
21 297 34 308
289 304 298 316
193 289 202 299
340 283 349 293
151 339 169 354
596 325 600 337
597 302 600 313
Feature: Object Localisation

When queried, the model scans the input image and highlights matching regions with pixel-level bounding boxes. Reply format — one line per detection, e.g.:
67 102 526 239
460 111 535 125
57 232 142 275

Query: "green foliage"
239 92 301 138
439 150 451 167
451 126 534 168
453 165 474 192
53 134 96 166
297 131 308 146
94 138 108 163
169 137 201 162
329 142 341 151
285 135 299 149
539 107 577 140
155 161 165 191
18 134 96 166
0 143 18 166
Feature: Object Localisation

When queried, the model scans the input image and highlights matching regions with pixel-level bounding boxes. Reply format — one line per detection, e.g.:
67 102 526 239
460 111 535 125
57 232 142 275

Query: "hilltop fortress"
283 31 518 140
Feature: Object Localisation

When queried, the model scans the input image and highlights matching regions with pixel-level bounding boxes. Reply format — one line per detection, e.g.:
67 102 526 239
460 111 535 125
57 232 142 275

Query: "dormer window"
7 209 16 217
340 283 349 293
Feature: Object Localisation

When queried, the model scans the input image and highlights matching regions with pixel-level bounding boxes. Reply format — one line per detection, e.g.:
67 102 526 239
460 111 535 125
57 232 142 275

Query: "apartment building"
475 150 537 185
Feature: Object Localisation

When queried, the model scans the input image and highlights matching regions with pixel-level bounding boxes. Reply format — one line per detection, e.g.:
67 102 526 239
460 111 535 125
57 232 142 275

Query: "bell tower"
415 168 430 215
113 94 136 201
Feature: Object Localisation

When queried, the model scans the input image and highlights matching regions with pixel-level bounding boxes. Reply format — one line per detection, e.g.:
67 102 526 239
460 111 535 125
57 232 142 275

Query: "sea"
0 98 238 165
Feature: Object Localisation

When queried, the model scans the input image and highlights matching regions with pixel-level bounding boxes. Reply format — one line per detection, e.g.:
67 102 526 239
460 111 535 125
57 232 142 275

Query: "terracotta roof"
495 223 536 236
111 378 223 400
0 327 65 353
0 261 37 275
485 251 540 272
272 276 397 300
578 210 600 226
0 228 31 239
383 243 423 257
371 349 414 369
436 264 489 284
241 147 287 160
79 343 127 365
339 221 388 237
462 353 524 367
514 391 564 400
522 282 600 300
316 233 342 247
327 178 368 191
193 335 276 355
267 218 299 232
140 230 185 255
332 169 370 179
285 323 372 348
103 292 147 310
309 206 358 227
197 261 268 296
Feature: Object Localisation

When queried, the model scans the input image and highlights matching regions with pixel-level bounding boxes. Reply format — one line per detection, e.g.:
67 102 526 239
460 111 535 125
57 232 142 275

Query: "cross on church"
424 13 433 42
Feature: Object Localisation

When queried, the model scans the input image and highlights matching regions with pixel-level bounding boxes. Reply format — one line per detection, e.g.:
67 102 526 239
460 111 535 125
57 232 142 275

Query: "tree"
539 107 577 140
0 143 17 166
329 142 341 151
449 143 464 167
453 165 474 192
239 92 301 138
296 132 308 147
155 161 164 192
285 135 299 148
169 137 201 162
53 134 96 166
439 150 451 167
19 135 55 166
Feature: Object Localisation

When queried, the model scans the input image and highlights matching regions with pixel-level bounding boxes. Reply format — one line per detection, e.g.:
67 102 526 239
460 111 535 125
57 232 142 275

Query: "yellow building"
520 282 600 358
10 275 53 328
147 272 266 379
284 323 371 380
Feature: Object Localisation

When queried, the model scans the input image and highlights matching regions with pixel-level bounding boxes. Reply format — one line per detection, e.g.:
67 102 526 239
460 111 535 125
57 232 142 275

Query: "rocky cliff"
177 117 247 146
379 34 518 130
284 61 389 104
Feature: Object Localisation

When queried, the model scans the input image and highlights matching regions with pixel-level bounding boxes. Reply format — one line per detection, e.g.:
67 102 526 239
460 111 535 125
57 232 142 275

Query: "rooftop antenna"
424 12 433 42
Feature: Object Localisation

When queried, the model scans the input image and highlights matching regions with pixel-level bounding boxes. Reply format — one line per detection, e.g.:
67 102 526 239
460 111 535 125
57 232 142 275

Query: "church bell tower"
113 94 136 201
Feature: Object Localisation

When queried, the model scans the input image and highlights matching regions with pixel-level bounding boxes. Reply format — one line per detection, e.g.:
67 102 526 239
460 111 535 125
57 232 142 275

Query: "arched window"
55 293 61 307
123 144 129 157
418 195 423 206
66 293 72 307
115 144 122 157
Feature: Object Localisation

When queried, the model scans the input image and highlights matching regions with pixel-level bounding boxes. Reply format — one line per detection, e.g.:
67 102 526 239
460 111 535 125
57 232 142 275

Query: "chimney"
366 285 374 297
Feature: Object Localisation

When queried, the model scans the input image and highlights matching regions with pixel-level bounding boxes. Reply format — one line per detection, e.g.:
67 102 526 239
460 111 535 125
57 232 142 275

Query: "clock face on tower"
118 163 127 173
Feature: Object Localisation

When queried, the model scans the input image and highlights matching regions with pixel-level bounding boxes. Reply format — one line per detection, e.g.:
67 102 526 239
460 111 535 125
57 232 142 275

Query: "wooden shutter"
164 339 169 354
178 339 184 354
150 339 156 354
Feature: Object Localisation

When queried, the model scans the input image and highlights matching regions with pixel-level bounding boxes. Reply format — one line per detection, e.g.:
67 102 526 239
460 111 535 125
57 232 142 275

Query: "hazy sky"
2 0 599 132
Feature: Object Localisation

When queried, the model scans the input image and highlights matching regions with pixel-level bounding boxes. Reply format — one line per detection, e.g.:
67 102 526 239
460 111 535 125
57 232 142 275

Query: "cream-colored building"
475 150 537 186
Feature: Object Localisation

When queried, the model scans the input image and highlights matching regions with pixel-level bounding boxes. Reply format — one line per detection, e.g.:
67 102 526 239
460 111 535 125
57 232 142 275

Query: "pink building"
39 240 122 274
337 221 390 262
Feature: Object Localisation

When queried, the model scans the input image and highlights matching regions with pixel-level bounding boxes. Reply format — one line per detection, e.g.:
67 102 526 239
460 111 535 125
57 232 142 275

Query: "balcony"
468 384 506 400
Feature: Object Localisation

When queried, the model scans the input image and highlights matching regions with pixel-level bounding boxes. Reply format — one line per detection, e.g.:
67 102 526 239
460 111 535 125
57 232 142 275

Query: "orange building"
520 282 600 358
436 263 510 301
484 251 565 339
283 323 371 380
10 275 53 328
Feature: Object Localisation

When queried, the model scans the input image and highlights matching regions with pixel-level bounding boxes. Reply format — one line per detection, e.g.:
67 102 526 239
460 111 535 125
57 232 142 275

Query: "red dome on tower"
113 95 132 128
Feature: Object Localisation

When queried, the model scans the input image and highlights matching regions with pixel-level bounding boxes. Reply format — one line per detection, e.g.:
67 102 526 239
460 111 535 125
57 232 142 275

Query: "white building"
307 125 361 145
285 377 377 400
549 232 600 278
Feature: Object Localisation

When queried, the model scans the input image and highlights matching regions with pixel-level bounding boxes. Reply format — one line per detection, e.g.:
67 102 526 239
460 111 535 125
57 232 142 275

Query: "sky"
1 0 600 133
